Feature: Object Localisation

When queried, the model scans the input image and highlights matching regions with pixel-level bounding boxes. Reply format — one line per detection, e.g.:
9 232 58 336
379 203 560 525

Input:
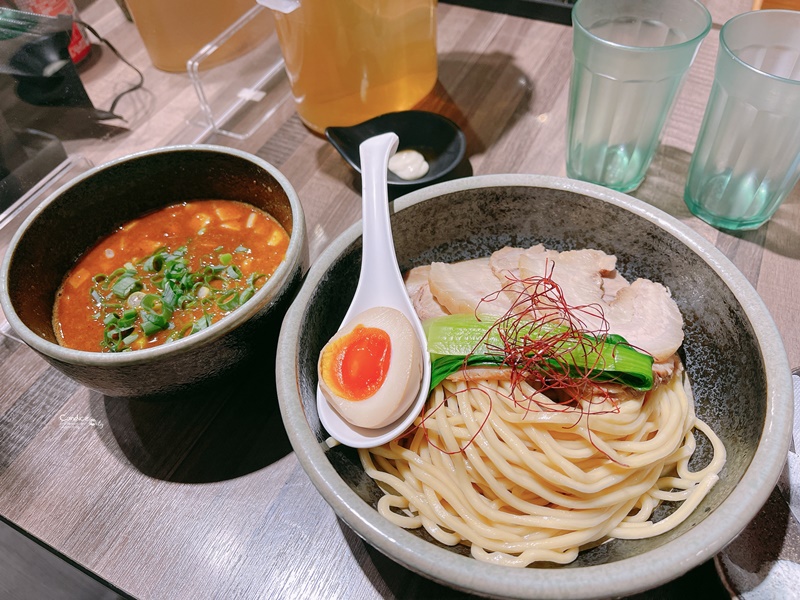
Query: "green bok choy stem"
424 314 654 392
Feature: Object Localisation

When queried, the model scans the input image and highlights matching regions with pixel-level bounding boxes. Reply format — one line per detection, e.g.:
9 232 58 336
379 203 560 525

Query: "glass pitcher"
258 0 438 133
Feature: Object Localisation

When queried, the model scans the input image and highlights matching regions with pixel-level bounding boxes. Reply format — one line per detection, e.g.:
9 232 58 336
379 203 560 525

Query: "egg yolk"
321 325 391 401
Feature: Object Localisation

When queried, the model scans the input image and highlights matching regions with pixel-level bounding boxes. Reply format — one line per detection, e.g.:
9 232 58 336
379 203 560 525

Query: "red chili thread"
404 260 633 460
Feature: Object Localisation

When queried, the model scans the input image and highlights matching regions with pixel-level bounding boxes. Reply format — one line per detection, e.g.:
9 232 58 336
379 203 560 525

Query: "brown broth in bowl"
53 200 290 352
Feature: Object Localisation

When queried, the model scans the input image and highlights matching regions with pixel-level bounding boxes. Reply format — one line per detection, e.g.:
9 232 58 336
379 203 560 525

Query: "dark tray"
441 0 574 25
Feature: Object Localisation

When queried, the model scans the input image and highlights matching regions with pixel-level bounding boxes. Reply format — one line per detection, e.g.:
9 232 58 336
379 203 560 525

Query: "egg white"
318 306 423 429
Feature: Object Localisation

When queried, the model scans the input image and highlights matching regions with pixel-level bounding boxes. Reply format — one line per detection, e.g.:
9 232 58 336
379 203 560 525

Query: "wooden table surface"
2 0 797 598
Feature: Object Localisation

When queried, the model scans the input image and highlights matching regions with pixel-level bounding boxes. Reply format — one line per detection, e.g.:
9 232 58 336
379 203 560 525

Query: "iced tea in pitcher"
271 0 438 133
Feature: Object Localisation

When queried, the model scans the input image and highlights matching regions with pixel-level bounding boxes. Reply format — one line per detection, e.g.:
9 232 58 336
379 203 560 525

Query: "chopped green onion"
105 267 133 283
89 241 266 352
240 287 255 304
216 291 239 311
142 252 164 272
139 293 165 315
126 291 146 309
161 282 178 308
111 276 142 299
140 319 164 336
191 314 213 334
248 272 266 286
225 265 242 280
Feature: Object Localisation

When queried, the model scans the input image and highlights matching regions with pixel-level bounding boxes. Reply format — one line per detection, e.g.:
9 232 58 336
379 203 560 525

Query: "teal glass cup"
567 0 711 193
684 10 800 231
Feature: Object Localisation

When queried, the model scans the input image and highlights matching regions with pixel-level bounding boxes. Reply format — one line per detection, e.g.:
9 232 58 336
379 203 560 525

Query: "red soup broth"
53 200 290 352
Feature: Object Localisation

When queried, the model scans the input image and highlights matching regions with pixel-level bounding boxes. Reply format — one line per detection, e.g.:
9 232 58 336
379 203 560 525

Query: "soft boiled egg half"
318 306 423 429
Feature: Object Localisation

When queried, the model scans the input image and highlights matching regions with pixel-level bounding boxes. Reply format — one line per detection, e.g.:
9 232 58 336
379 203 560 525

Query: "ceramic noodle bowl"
0 145 306 399
276 174 792 599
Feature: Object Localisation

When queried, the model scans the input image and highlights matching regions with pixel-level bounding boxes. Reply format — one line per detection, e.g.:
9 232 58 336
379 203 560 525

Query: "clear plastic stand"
187 4 290 141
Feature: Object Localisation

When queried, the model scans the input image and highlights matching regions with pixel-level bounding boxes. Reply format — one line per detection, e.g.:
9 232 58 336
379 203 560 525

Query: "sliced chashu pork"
489 245 542 311
518 246 620 305
491 245 628 310
603 279 684 363
517 246 620 332
600 270 630 303
513 246 681 362
407 245 684 364
404 265 448 321
428 257 514 317
405 248 562 321
488 245 528 280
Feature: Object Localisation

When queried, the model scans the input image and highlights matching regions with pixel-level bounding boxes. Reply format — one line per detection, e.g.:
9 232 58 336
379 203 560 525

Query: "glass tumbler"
567 0 711 193
684 10 800 231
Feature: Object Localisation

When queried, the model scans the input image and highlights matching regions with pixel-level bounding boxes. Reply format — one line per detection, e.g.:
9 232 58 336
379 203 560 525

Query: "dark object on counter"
0 125 67 211
326 110 467 193
442 0 574 25
0 8 118 119
0 516 129 600
13 0 92 64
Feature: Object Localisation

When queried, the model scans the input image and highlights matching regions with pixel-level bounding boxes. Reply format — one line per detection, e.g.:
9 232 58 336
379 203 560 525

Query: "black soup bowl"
0 145 306 399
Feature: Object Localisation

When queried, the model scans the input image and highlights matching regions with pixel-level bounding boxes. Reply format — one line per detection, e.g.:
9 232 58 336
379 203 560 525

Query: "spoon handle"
355 133 408 314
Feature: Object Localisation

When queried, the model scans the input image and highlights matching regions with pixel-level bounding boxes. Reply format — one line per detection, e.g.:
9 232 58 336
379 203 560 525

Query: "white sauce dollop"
388 150 430 181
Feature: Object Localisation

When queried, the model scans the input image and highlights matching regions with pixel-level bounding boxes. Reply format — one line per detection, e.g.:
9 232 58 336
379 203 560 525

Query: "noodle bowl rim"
276 174 793 599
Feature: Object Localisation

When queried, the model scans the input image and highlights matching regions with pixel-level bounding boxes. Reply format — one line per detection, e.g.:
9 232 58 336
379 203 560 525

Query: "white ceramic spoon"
316 132 431 448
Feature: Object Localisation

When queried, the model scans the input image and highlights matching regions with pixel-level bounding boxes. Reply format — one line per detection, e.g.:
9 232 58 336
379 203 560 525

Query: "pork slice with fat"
516 246 682 362
404 265 449 321
428 258 513 316
606 279 684 363
518 247 614 332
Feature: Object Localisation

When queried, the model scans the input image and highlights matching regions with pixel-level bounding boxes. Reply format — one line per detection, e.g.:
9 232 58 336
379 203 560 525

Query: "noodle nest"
360 365 725 567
